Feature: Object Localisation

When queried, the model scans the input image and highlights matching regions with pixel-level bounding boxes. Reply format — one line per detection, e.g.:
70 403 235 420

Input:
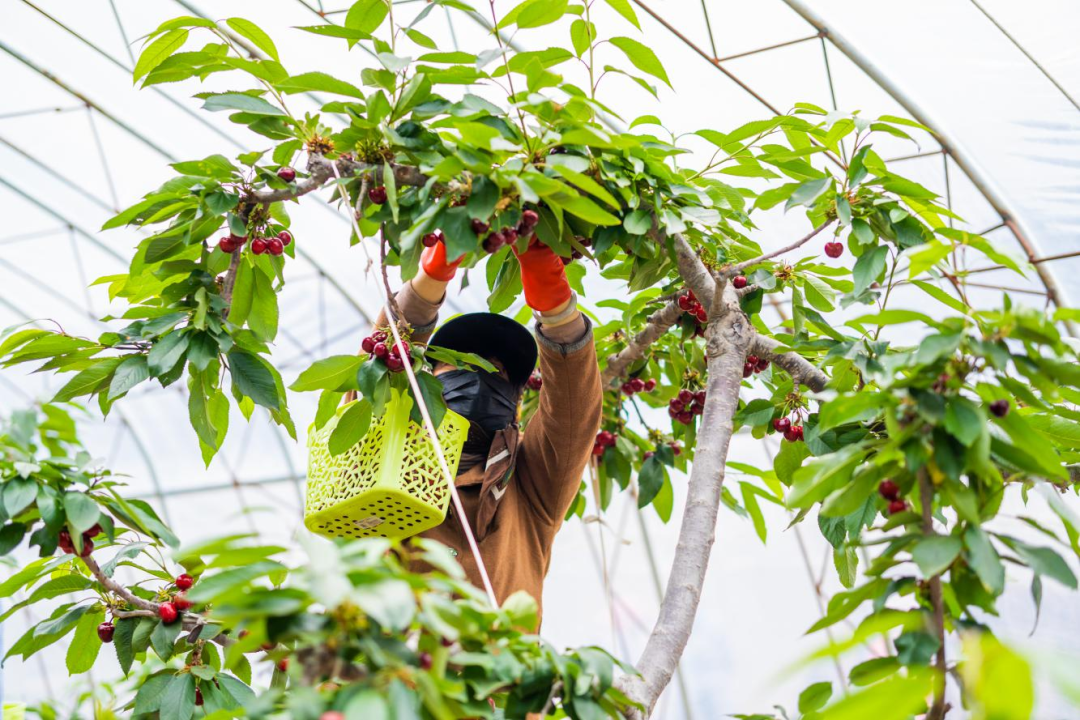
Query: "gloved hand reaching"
420 237 464 282
513 236 573 312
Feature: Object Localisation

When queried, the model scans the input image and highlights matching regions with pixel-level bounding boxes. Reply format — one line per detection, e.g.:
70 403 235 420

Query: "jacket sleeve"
516 316 603 525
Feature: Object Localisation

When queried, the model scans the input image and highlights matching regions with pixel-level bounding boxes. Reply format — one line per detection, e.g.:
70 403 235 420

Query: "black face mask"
439 369 520 438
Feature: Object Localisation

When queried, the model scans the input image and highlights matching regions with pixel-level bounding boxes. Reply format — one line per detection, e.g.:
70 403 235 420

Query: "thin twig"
83 554 158 612
729 219 836 274
379 227 403 326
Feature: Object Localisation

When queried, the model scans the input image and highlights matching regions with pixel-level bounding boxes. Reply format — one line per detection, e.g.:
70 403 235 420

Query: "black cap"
428 313 537 388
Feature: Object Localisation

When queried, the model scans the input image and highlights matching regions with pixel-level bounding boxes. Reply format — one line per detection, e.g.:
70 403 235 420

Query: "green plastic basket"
304 389 469 540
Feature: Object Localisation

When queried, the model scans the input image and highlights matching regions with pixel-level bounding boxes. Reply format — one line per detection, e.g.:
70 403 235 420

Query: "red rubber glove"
420 240 464 282
513 237 573 312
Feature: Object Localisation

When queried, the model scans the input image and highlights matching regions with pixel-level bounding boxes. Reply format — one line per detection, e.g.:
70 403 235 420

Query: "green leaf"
109 355 150 400
4 479 36 516
160 672 196 720
151 618 183 661
345 0 390 35
602 0 640 28
202 93 285 116
818 392 885 431
249 268 279 342
786 177 831 209
329 399 372 456
409 372 448 430
638 457 664 508
911 535 962 577
66 608 105 675
52 358 121 402
225 18 279 60
148 331 190 376
64 492 101 534
228 350 280 410
114 617 136 676
291 355 365 392
134 30 188 83
557 194 620 226
609 37 671 88
964 525 1005 595
229 261 254 328
799 682 833 713
132 672 174 715
1001 536 1078 589
352 579 415 632
852 245 888 296
788 444 866 507
944 397 983 448
277 71 364 98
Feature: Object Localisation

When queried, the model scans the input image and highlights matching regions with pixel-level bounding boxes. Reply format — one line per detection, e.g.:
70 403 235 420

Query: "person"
365 234 602 626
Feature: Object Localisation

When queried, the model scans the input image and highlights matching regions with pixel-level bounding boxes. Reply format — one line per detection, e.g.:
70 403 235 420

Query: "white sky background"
1 0 1079 716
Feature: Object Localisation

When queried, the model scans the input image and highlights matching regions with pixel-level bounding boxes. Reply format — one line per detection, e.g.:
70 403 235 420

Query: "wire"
326 161 499 607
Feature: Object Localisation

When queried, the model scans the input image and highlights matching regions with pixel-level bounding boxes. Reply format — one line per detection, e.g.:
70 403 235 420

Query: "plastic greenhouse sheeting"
1 0 1078 716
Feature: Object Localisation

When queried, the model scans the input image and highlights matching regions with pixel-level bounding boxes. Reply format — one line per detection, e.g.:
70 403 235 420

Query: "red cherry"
756 357 769 372
743 362 754 378
773 417 791 433
175 574 194 590
746 355 759 368
277 166 296 183
621 381 636 396
503 227 518 245
732 275 748 289
373 331 388 343
695 308 708 323
677 294 692 311
58 530 75 554
251 238 268 255
368 186 388 204
158 602 179 624
218 237 235 253
694 390 706 404
373 342 389 359
386 355 405 372
669 442 682 456
878 480 900 500
644 378 657 392
419 652 433 670
195 687 204 706
276 658 289 672
268 237 284 256
592 444 605 456
520 209 539 228
795 425 804 440
888 499 907 516
691 402 704 415
669 399 685 413
79 538 94 557
97 622 115 643
361 337 376 353
598 431 616 447
84 523 102 539
470 218 490 235
422 232 440 248
667 405 680 419
630 377 646 392
989 399 1010 418
677 389 694 404
824 242 844 259
172 591 193 610
783 427 799 442
277 230 292 246
677 411 693 425
526 373 543 390
321 713 346 720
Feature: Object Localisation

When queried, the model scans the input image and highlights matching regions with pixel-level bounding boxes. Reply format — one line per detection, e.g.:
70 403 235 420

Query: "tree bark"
618 281 752 717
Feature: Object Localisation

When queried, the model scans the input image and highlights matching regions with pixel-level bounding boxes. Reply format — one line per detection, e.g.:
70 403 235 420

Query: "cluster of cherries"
743 354 771 378
668 388 706 425
360 330 410 373
473 208 541 254
677 290 708 326
96 572 195 643
621 376 657 396
422 230 446 248
58 522 101 558
824 240 844 258
879 479 907 515
217 229 292 256
526 371 543 390
592 429 618 456
772 416 804 442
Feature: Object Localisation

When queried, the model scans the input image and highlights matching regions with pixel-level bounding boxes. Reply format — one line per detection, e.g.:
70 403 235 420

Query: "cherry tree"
2 1 1080 718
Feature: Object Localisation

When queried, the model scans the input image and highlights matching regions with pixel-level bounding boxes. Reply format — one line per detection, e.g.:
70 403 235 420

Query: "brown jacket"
369 288 603 626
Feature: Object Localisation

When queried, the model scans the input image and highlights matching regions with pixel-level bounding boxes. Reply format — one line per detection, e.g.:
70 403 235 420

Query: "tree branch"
729 219 836 274
83 555 159 612
750 334 828 392
617 282 753 717
920 470 949 720
601 298 682 387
